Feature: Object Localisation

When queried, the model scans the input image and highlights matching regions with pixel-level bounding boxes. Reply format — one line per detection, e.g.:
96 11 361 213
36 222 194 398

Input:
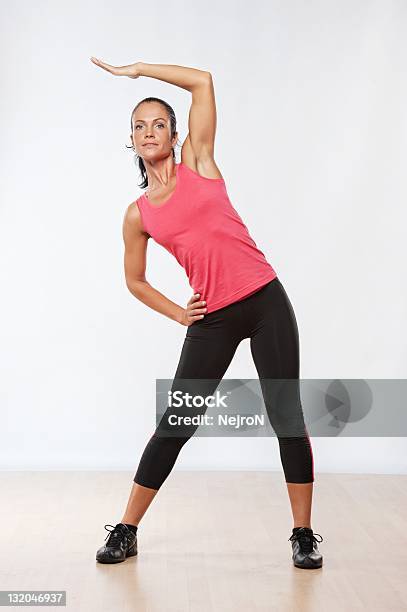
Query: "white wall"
1 0 406 475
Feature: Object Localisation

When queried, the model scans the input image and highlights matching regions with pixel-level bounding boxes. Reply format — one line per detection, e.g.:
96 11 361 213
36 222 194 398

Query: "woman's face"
131 102 177 162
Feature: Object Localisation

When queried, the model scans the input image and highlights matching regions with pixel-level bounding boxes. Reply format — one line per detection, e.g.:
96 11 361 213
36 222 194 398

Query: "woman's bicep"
187 72 217 159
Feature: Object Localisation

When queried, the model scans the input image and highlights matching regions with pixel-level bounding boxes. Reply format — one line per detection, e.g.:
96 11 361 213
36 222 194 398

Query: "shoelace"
103 523 130 548
288 528 323 554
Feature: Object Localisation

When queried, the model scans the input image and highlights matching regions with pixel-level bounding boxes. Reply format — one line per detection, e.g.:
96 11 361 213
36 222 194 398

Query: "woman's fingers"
187 293 201 307
90 57 123 75
186 293 207 322
90 57 140 78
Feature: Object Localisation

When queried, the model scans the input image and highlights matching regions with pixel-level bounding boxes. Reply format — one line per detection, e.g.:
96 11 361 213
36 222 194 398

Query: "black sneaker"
288 527 323 569
96 523 138 564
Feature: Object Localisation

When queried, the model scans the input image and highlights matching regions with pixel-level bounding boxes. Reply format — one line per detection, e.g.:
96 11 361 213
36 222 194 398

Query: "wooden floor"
0 471 406 611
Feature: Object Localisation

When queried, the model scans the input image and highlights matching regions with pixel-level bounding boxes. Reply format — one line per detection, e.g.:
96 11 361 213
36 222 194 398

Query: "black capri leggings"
134 276 314 488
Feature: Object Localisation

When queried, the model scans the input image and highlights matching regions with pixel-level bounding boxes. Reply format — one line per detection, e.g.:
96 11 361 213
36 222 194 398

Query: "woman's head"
129 97 179 188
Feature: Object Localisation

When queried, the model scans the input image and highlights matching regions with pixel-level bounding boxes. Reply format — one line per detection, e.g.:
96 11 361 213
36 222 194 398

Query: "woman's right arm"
122 203 207 326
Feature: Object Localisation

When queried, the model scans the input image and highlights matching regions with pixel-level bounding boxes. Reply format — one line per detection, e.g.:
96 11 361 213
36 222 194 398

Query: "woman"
90 58 323 569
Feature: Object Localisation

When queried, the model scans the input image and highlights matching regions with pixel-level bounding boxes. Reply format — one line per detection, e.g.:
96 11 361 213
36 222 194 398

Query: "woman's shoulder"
125 198 145 222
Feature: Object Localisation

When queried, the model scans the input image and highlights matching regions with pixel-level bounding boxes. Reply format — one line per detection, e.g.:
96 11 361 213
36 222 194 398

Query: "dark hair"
126 97 180 189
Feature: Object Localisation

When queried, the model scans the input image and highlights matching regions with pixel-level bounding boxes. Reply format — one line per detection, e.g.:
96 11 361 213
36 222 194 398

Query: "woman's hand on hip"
180 293 207 326
90 57 141 79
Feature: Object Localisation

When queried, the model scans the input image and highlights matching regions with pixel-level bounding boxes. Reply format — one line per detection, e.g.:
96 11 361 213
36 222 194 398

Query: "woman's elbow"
125 277 147 298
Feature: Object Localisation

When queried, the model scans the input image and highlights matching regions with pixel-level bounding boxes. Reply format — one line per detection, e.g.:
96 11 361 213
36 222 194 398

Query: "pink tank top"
135 162 277 314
